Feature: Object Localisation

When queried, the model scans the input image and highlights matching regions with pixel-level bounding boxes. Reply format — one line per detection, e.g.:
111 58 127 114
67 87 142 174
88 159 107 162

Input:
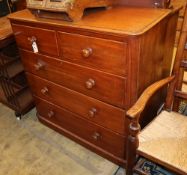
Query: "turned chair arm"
126 76 175 120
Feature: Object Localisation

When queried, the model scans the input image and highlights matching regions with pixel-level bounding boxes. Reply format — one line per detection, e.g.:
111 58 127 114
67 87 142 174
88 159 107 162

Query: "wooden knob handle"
85 79 95 89
28 36 37 43
41 87 48 94
48 111 55 118
34 62 45 70
82 48 92 58
88 108 97 118
92 132 101 141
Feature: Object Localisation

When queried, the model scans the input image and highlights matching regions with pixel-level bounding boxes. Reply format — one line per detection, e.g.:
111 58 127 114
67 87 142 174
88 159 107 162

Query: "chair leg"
126 121 140 175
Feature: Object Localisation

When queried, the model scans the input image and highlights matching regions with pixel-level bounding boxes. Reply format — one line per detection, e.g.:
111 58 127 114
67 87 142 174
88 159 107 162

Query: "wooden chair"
125 4 187 175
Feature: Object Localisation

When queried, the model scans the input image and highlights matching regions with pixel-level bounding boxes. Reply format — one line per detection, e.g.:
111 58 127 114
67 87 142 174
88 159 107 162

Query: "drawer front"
20 50 126 108
27 74 125 134
35 97 125 158
12 24 59 57
58 32 127 76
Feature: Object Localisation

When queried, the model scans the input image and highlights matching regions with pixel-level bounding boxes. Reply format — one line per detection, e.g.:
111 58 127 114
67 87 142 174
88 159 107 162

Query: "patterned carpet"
115 158 174 175
134 158 175 175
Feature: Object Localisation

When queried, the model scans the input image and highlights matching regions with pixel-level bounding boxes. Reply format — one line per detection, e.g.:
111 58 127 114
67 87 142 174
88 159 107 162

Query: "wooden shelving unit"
0 34 34 119
0 16 34 119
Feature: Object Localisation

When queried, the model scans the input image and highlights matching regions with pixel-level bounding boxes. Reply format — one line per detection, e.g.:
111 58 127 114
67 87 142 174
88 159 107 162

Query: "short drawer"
35 97 125 158
58 32 127 76
27 74 126 134
12 24 59 57
20 50 126 108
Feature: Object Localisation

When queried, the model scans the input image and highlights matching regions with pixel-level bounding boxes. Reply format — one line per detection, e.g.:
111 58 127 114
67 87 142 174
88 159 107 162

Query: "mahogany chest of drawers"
8 7 178 165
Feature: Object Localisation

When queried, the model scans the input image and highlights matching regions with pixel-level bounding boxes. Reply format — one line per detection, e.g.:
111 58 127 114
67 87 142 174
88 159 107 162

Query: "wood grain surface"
27 73 126 135
35 97 126 159
0 16 13 41
12 24 59 57
58 32 127 76
8 7 171 35
126 76 174 119
20 50 127 108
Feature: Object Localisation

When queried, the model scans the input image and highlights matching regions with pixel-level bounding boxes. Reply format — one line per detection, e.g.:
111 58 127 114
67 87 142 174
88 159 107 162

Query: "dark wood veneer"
58 32 127 76
35 97 125 158
20 50 127 108
27 73 126 134
12 24 59 57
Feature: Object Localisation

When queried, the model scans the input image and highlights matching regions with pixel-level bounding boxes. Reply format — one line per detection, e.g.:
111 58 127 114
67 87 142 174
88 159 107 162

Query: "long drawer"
12 24 59 57
27 73 126 134
35 97 125 159
20 50 126 108
58 32 127 76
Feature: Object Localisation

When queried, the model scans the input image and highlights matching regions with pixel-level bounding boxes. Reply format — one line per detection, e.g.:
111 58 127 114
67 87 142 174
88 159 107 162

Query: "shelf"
3 60 24 79
0 85 7 103
0 53 19 66
12 72 28 89
0 42 20 66
0 81 23 106
1 87 34 114
0 23 34 116
2 42 19 56
14 88 34 111
0 81 22 100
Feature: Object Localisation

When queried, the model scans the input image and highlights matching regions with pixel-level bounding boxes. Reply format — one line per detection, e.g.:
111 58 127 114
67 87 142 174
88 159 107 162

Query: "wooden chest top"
8 7 171 35
0 16 13 41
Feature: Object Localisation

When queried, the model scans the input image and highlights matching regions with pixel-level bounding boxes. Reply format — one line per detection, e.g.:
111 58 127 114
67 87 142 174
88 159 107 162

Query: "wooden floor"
0 103 121 175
